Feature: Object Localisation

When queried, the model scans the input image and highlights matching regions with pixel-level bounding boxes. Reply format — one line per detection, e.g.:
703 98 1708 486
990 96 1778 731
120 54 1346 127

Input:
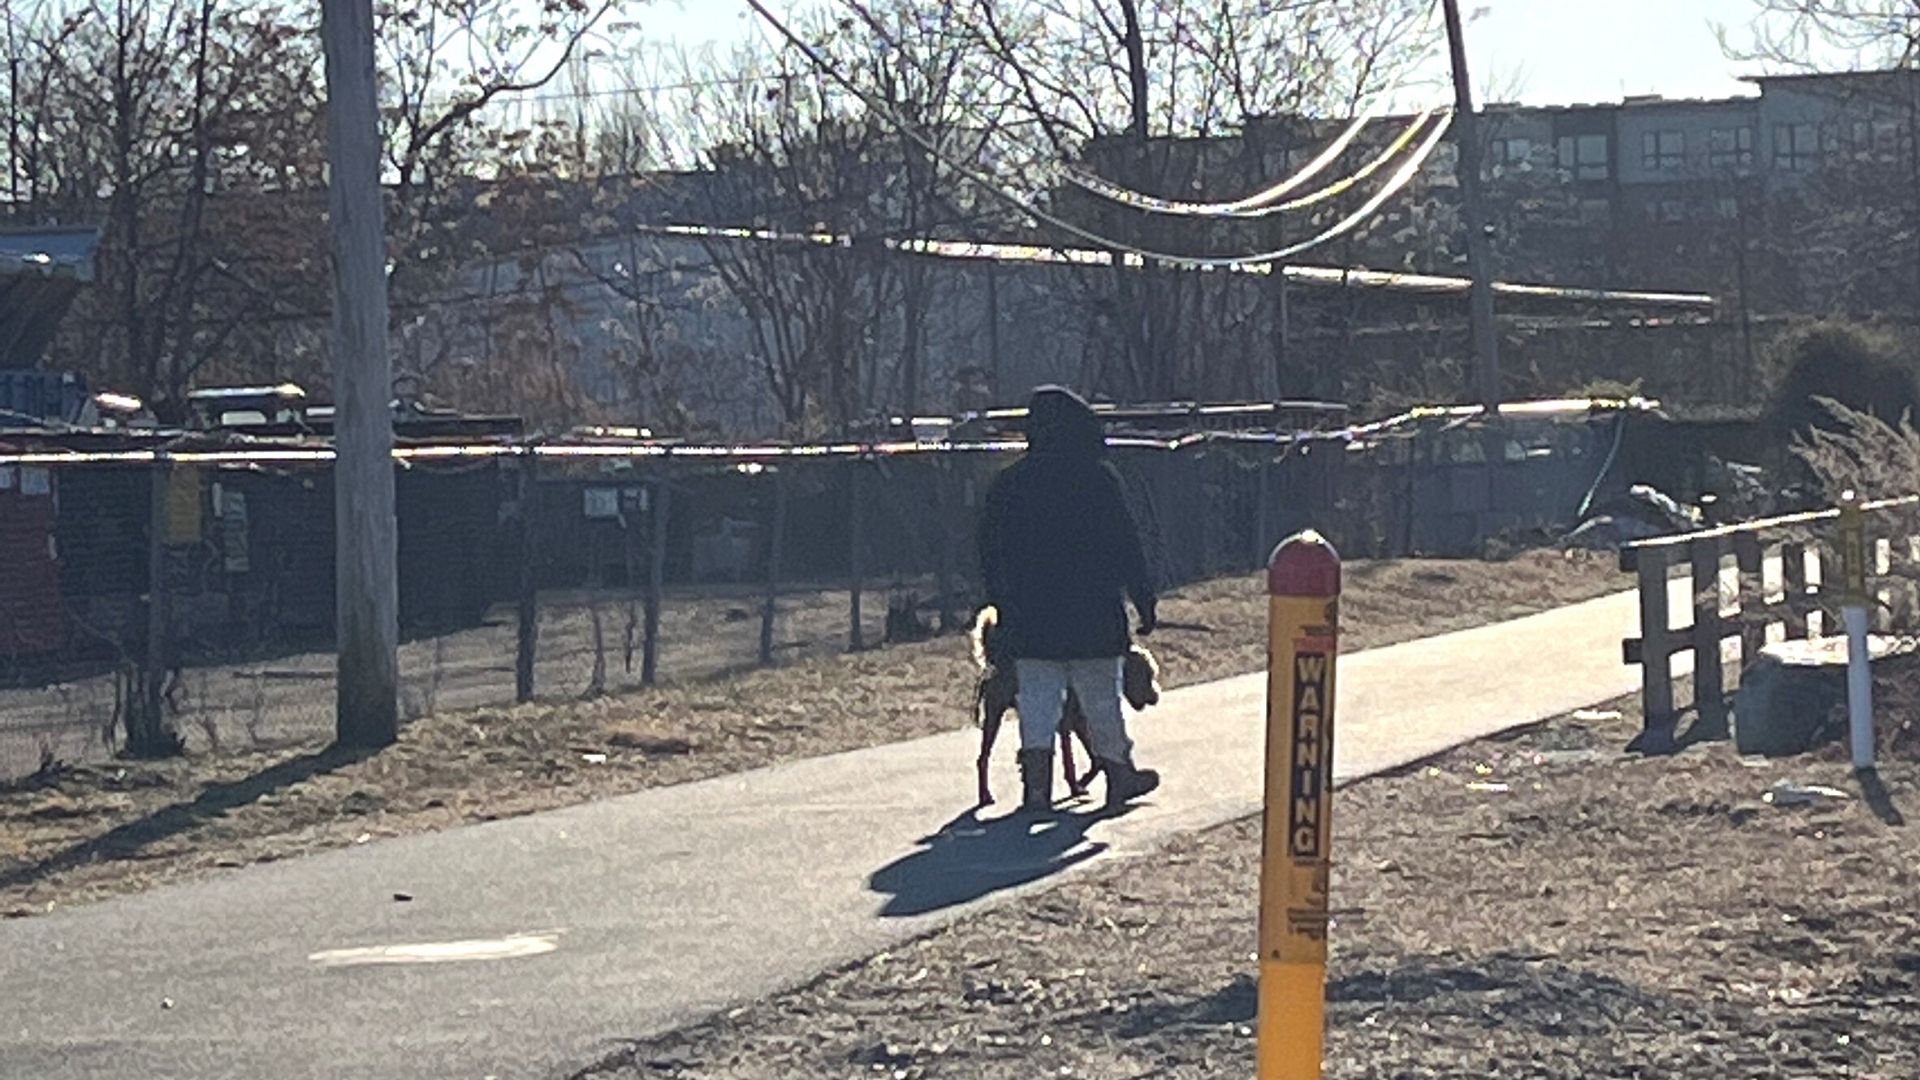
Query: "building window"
1649 198 1688 223
1849 118 1907 159
1715 196 1741 220
1642 130 1685 171
1708 126 1753 169
1488 136 1533 170
1557 133 1610 180
1775 123 1820 172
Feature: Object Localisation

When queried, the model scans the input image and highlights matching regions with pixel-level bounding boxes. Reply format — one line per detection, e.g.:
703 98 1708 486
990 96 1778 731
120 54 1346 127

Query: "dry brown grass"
581 702 1920 1080
0 551 1623 917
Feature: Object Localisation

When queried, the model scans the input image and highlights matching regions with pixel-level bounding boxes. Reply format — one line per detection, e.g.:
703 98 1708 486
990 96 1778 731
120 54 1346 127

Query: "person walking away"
977 385 1160 812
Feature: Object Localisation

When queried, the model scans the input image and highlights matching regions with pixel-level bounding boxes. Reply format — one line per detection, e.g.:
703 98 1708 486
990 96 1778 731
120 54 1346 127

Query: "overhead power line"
1056 0 1447 217
831 0 1444 222
634 221 1717 309
740 0 1454 270
1065 107 1445 220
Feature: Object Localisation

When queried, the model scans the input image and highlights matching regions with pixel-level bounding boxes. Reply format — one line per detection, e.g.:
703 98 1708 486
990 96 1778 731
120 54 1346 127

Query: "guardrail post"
1690 537 1729 741
1733 533 1765 672
1781 541 1808 639
1627 546 1677 754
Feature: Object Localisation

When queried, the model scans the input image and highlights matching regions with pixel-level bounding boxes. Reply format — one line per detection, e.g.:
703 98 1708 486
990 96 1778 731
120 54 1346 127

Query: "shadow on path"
0 745 378 893
868 802 1127 917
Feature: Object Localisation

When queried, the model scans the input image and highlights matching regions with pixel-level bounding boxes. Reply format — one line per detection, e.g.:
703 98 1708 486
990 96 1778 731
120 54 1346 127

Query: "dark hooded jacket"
977 386 1156 660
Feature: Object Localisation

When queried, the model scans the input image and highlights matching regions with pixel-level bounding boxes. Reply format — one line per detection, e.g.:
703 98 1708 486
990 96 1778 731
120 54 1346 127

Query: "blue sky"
643 0 1833 107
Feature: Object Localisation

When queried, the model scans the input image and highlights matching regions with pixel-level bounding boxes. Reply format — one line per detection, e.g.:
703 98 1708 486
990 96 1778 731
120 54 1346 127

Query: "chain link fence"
1 408 1625 781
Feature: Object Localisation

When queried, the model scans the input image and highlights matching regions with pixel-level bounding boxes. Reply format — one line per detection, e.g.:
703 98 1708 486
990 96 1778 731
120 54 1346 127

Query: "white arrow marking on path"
308 932 562 968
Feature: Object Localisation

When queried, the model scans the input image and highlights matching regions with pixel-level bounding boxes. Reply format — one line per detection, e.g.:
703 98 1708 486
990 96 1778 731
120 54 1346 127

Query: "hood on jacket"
1024 385 1104 459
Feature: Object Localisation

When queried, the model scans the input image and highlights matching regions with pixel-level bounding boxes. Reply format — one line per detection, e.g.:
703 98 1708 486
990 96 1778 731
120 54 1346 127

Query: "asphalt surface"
0 585 1673 1080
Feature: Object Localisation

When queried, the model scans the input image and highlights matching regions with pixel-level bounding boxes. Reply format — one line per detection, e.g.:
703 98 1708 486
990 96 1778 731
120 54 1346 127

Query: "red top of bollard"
1268 530 1342 598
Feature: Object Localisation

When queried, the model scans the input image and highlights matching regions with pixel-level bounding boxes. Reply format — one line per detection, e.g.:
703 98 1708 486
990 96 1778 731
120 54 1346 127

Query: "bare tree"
1731 3 1920 316
948 0 1435 400
665 12 990 437
377 0 626 296
2 0 328 413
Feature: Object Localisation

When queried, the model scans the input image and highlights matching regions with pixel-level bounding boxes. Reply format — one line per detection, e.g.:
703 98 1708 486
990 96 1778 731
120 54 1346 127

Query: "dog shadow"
867 803 1126 918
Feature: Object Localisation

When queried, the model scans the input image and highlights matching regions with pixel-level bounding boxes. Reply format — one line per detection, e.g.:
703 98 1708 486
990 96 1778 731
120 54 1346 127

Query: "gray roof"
0 225 100 282
0 225 101 369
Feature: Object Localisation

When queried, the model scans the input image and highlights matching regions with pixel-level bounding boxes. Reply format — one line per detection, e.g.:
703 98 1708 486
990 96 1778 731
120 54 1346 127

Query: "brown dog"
970 606 1161 807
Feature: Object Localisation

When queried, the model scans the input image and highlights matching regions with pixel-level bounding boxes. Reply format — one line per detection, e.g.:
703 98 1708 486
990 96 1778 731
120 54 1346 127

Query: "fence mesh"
0 413 1622 781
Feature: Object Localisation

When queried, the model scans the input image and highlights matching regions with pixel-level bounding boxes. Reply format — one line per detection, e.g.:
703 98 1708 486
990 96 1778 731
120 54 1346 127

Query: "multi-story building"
1476 68 1920 315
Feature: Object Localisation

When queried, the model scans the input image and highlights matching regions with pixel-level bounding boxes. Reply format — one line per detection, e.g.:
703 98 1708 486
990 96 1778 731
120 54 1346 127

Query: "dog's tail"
968 605 998 671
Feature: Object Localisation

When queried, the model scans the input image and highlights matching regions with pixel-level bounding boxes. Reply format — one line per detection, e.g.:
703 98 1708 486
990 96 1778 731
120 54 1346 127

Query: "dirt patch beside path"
578 705 1920 1080
1 551 1620 917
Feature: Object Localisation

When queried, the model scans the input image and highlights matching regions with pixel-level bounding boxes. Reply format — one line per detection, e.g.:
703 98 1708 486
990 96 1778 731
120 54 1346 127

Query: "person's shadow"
868 802 1127 917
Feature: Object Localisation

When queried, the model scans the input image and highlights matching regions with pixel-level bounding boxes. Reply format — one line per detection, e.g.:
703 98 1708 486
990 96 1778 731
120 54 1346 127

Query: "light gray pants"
1014 656 1132 761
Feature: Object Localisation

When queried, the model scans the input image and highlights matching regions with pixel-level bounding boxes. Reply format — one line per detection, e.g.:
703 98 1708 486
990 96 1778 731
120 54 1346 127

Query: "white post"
1837 491 1873 771
1845 604 1874 771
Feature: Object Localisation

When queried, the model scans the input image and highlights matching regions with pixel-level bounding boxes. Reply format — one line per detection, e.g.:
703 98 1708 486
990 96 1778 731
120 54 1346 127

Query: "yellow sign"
165 467 203 545
1259 593 1340 1079
1838 494 1869 606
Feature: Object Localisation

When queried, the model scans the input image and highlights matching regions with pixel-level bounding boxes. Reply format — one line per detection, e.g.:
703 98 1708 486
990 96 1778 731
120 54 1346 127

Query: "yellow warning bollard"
1258 529 1341 1080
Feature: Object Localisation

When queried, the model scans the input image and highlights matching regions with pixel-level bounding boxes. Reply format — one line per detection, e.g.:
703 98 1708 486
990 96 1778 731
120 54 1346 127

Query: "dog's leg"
1059 726 1082 795
1063 694 1102 794
978 688 1010 807
1077 727 1103 789
1060 692 1088 796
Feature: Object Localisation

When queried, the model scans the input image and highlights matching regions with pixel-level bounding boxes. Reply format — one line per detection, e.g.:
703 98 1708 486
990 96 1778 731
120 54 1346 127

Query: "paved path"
0 586 1671 1080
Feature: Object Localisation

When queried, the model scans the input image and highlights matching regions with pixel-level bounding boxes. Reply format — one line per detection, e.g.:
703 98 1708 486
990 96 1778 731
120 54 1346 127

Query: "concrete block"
1733 635 1899 756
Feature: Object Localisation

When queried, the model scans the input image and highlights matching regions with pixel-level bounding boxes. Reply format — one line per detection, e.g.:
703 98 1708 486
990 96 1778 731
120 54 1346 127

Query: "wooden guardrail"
1618 495 1919 754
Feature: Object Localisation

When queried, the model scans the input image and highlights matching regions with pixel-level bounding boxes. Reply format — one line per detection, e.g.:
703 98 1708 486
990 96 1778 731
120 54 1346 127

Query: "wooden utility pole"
322 0 399 747
1442 0 1501 407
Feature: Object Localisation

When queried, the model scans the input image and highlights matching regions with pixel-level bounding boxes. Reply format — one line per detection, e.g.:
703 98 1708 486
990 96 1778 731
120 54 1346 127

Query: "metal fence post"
759 466 789 667
131 455 178 756
642 472 670 687
514 451 538 703
936 457 957 634
849 459 865 652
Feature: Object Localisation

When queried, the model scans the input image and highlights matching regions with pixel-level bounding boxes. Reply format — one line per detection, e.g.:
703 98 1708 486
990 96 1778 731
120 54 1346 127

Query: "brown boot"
1100 758 1160 809
1017 749 1054 812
